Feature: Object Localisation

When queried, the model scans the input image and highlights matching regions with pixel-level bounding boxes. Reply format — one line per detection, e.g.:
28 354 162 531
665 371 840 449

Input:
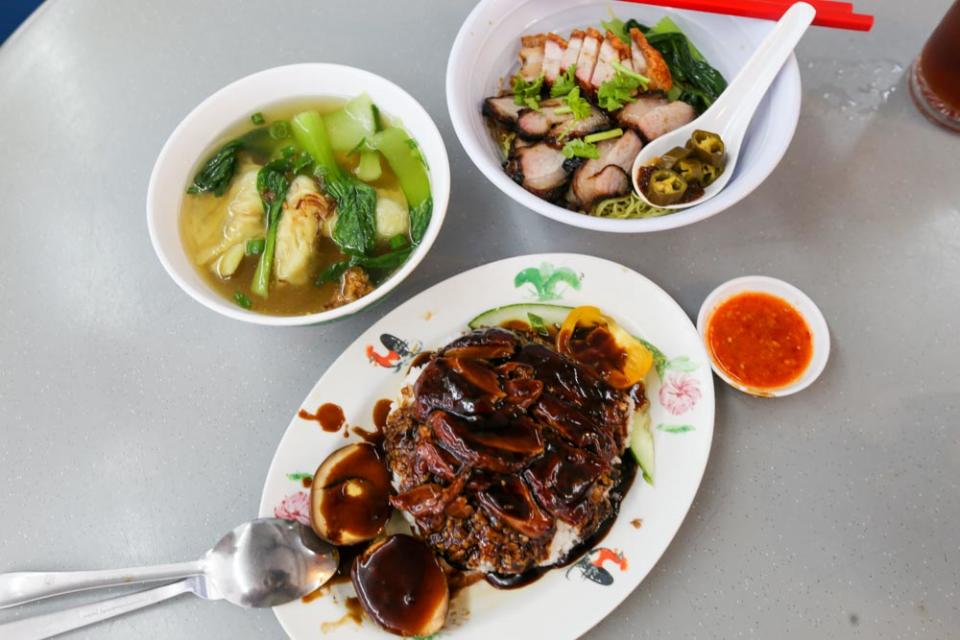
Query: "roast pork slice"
614 95 669 131
560 29 585 73
630 28 673 91
516 98 609 141
518 34 547 81
568 129 644 208
542 34 567 84
505 142 573 200
483 95 525 126
574 28 603 90
590 31 634 90
634 100 696 141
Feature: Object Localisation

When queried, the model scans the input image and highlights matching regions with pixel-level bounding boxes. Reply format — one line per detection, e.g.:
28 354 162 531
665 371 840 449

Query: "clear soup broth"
180 97 424 316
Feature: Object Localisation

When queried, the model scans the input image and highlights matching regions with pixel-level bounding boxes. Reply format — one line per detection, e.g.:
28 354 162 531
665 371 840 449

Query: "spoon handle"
710 2 815 140
0 561 203 608
0 580 192 640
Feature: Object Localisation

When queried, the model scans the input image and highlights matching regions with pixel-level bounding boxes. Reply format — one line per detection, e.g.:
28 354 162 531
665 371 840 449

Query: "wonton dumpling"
275 176 335 285
196 165 265 266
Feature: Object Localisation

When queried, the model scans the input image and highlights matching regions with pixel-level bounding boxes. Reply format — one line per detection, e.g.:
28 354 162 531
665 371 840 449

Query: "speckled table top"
0 0 957 638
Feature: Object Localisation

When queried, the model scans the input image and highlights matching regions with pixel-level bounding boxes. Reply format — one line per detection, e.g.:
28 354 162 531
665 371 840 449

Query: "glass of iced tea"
910 0 960 132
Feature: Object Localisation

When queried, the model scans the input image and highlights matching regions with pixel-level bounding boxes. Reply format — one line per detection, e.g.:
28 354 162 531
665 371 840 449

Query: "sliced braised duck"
568 129 644 208
504 142 573 200
476 474 555 539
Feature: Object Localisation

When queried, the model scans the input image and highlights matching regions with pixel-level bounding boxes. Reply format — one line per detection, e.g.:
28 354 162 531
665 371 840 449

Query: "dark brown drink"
910 0 960 132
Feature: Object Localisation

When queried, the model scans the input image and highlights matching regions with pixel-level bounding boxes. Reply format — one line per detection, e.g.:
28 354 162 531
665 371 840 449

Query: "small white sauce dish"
696 275 830 397
147 63 450 326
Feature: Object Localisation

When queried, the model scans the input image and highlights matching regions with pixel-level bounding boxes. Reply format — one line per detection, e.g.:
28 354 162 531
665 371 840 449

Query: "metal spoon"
0 519 338 639
631 2 815 210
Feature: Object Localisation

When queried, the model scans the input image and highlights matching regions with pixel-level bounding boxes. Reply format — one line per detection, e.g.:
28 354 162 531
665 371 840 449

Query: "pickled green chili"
688 130 725 167
646 169 688 206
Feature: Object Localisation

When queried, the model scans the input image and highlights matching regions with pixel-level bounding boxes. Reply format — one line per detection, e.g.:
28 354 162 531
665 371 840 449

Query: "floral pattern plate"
259 253 715 639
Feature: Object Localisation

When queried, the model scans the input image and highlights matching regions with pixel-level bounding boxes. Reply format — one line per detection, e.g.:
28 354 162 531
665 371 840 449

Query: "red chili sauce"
706 292 813 390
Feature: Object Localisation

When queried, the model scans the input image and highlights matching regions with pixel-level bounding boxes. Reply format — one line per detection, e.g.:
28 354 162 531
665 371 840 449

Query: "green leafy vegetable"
325 93 378 152
511 74 544 110
596 62 650 111
250 112 265 125
369 127 433 245
314 247 413 287
292 110 378 256
251 158 291 297
601 16 630 44
187 140 242 196
233 292 253 309
626 16 726 114
561 138 599 159
245 238 265 256
550 64 577 97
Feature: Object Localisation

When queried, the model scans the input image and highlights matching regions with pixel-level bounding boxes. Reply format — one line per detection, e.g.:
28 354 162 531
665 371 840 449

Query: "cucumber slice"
630 409 655 485
325 93 377 152
467 303 573 330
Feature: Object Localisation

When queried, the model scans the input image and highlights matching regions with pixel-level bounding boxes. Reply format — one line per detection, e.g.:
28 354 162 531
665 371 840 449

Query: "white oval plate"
447 0 801 233
259 253 715 639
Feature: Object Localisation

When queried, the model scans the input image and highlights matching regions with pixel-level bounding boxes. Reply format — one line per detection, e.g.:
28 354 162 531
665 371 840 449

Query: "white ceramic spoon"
631 2 815 209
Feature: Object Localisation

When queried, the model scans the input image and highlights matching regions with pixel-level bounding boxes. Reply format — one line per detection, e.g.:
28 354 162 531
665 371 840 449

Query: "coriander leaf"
596 63 649 111
512 74 544 111
561 139 599 159
550 64 577 97
564 86 592 120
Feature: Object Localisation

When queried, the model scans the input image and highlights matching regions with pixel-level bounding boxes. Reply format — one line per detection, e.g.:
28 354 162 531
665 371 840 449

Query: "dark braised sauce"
300 402 346 432
351 535 448 636
387 326 641 584
352 426 384 447
373 399 394 429
314 443 392 544
486 455 637 589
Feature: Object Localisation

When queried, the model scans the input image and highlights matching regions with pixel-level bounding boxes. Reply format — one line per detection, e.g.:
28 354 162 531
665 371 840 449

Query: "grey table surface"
1 0 958 638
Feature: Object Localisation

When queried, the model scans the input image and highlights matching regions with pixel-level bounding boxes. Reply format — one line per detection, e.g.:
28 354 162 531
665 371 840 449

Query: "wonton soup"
180 95 432 315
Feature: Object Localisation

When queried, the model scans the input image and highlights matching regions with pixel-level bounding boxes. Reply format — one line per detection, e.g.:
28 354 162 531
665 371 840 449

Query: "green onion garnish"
584 128 624 144
269 121 291 140
250 112 265 125
234 292 253 309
